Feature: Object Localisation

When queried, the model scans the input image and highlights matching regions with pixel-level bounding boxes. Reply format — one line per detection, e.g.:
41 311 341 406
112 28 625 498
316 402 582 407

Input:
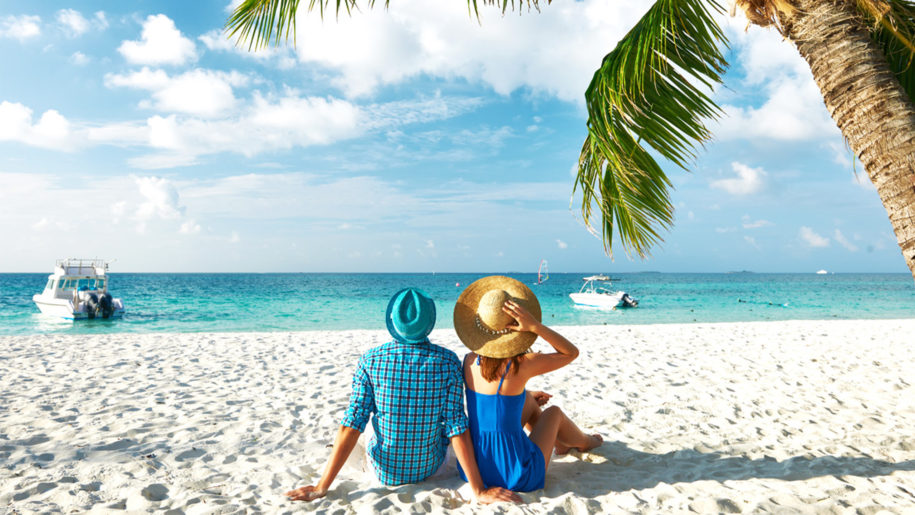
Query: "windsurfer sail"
537 259 549 284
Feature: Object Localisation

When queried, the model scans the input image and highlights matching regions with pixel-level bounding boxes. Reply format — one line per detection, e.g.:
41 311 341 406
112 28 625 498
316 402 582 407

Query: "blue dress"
458 359 546 491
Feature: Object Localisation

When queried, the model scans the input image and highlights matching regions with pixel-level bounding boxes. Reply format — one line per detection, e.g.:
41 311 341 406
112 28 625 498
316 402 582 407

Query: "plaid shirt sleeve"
440 357 469 438
340 355 374 432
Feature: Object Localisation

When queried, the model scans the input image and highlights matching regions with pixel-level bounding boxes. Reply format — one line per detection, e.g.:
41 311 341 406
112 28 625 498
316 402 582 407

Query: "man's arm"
286 425 361 502
451 431 522 504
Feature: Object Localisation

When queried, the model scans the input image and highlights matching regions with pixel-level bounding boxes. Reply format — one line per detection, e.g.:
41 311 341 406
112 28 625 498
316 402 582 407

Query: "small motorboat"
569 275 638 309
33 258 125 320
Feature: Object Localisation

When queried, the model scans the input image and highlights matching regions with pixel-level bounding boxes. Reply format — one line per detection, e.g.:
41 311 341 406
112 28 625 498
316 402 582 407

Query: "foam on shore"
2 320 915 513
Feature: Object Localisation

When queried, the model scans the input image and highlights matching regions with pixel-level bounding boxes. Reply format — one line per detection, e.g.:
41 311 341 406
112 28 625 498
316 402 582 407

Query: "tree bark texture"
784 0 915 280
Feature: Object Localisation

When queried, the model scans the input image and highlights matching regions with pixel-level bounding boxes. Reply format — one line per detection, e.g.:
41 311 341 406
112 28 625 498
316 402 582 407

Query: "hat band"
475 315 511 336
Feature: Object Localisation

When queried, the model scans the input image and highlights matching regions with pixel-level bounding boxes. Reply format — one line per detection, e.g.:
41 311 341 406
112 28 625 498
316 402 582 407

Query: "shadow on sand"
548 440 915 494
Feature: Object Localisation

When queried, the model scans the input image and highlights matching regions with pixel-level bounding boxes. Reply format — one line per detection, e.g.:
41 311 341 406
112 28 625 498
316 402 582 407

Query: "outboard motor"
85 292 99 319
621 293 639 308
98 293 114 319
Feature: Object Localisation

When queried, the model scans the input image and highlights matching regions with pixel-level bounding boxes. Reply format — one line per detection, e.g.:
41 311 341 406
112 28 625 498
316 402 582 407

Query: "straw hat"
453 276 541 358
386 287 436 344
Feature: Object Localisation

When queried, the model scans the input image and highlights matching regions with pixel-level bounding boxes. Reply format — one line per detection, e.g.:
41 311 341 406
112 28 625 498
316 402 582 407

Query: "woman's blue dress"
458 360 546 491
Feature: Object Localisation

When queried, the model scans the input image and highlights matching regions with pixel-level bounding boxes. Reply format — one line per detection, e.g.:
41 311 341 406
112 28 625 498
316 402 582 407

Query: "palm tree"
226 0 915 280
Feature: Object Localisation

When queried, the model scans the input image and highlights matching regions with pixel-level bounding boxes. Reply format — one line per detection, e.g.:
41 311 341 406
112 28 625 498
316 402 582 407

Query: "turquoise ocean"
0 273 912 336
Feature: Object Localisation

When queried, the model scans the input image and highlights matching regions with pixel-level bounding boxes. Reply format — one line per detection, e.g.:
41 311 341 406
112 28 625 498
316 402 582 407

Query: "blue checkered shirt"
340 340 469 486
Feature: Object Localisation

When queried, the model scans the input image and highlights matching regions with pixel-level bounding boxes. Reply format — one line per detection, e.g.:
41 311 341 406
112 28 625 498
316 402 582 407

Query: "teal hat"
386 288 436 343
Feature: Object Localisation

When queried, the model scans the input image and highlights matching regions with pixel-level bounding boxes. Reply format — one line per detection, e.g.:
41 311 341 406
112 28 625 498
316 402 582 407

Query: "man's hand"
476 486 522 504
531 390 552 406
285 485 327 502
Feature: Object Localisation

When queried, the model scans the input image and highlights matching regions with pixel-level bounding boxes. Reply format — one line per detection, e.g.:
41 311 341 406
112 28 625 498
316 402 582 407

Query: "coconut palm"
226 0 915 280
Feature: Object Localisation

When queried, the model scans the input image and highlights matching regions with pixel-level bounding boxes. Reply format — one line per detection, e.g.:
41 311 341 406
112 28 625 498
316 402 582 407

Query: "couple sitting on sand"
286 276 602 504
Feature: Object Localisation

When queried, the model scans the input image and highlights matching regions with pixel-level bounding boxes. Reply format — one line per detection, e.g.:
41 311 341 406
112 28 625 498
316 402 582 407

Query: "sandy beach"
2 319 915 513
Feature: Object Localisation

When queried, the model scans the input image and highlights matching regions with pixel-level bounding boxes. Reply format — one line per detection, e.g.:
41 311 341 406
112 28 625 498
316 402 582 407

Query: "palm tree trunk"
783 0 915 280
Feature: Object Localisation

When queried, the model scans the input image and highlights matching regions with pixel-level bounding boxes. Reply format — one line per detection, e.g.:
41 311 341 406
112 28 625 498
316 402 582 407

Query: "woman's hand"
530 390 552 406
503 300 540 333
285 485 327 502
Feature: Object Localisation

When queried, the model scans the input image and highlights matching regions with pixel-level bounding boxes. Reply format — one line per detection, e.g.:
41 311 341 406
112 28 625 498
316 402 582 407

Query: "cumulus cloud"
56 9 89 37
105 67 249 117
834 229 858 252
179 219 201 235
742 216 773 229
714 14 839 142
0 15 41 41
118 14 197 66
710 162 767 195
135 176 185 223
557 239 568 249
70 51 90 65
0 101 75 150
283 0 654 99
799 226 830 248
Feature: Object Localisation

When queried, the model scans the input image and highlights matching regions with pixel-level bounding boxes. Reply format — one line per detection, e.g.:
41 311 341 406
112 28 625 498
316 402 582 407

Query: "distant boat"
569 275 638 309
816 269 828 275
537 259 549 285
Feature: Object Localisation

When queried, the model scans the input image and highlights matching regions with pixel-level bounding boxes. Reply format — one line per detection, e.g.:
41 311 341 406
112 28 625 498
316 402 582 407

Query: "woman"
453 276 602 491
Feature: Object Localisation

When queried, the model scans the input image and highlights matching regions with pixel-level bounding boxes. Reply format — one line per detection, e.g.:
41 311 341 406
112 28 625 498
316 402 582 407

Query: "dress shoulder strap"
496 361 511 395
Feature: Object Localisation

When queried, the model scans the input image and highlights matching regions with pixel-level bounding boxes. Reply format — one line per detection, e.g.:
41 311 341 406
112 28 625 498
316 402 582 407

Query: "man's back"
341 340 468 485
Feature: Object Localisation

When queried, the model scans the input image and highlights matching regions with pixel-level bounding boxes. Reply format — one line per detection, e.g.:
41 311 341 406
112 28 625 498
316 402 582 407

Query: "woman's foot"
554 434 602 455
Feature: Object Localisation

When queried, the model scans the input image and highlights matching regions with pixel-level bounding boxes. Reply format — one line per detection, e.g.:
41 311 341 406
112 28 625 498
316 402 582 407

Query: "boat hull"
33 294 125 320
569 291 624 309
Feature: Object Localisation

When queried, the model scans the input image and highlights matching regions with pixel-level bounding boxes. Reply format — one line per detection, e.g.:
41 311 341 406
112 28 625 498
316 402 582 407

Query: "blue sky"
0 1 906 273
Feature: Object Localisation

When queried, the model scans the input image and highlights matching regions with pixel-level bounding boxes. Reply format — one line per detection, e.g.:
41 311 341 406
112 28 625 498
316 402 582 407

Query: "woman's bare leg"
529 406 602 471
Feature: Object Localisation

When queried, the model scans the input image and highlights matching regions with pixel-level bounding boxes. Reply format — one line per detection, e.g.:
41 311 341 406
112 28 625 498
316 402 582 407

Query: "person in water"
453 276 603 491
286 287 520 504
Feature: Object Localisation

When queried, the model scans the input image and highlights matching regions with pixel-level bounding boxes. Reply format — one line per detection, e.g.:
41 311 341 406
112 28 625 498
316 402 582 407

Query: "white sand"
2 319 915 514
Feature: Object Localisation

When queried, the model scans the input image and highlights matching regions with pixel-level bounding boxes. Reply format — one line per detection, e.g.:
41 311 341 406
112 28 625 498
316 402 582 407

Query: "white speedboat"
33 258 125 320
569 275 638 309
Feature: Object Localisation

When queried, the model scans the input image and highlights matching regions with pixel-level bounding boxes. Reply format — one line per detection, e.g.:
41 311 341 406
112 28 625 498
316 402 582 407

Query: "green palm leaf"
859 0 915 102
576 0 729 258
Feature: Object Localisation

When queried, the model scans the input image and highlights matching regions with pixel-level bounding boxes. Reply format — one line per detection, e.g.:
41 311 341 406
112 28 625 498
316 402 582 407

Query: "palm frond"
857 0 915 102
576 0 729 258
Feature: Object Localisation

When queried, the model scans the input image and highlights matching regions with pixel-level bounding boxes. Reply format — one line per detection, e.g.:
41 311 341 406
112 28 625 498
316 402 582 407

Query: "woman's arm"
451 431 522 504
285 425 361 501
503 300 579 378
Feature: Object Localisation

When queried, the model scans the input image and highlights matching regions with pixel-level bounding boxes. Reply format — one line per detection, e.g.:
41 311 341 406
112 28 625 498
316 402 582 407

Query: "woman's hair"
478 354 525 382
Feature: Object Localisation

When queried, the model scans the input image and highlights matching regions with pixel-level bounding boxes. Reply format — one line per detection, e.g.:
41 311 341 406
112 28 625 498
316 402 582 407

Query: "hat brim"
453 276 541 358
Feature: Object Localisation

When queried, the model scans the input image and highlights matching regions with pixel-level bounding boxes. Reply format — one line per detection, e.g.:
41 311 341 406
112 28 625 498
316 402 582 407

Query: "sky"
0 0 907 273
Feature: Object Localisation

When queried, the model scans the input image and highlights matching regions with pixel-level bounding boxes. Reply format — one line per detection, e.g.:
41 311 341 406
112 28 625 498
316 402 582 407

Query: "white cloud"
715 15 838 142
286 0 654 99
229 231 241 243
0 15 41 41
94 12 109 30
852 171 875 190
742 216 773 229
179 219 201 235
106 67 248 117
834 229 858 252
135 176 185 223
118 14 197 66
56 9 89 37
425 240 435 248
799 226 830 248
0 101 75 150
199 29 294 67
70 51 90 65
710 162 767 195
557 239 568 249
743 235 760 250
715 227 736 233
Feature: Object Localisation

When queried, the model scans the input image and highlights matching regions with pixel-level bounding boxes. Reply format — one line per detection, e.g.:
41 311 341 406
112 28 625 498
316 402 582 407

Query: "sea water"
0 273 912 336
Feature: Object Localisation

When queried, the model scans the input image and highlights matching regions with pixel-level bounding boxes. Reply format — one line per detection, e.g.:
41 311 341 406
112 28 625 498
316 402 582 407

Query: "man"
286 287 521 504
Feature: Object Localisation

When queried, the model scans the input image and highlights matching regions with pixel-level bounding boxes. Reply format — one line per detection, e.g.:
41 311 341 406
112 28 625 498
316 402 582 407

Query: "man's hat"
386 287 436 343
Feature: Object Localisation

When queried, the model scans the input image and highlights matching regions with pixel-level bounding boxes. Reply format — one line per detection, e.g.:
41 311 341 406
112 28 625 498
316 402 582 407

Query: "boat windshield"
58 278 105 291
